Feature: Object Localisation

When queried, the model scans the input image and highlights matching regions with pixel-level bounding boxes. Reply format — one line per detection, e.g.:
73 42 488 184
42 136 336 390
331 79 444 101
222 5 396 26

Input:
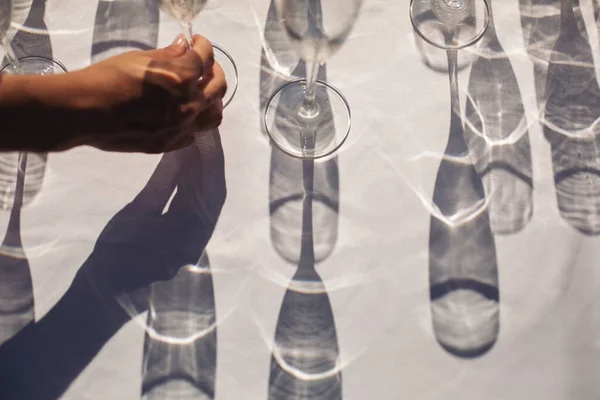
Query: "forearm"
0 72 114 152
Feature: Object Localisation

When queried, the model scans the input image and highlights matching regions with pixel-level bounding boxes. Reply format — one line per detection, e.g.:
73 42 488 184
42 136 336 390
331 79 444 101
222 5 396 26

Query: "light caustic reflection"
9 23 87 35
425 46 500 357
268 178 342 399
256 261 388 295
0 153 33 345
91 0 160 63
542 0 600 235
142 255 218 400
5 0 86 55
269 149 339 265
261 0 339 265
266 26 339 264
463 0 533 235
520 1 562 59
261 0 342 395
406 152 492 228
268 267 342 400
268 136 341 399
428 159 500 358
0 153 46 210
519 0 562 103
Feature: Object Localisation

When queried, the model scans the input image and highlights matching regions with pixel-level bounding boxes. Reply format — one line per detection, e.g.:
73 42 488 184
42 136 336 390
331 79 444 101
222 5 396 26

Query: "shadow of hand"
75 130 226 303
0 130 226 400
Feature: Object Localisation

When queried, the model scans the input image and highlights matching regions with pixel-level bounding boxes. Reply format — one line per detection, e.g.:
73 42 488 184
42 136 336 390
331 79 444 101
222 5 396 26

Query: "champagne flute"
264 0 363 160
0 56 68 222
1 1 66 214
156 0 238 107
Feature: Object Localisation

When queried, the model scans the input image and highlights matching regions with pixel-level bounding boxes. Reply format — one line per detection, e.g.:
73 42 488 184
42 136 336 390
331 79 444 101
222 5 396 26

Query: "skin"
0 34 227 153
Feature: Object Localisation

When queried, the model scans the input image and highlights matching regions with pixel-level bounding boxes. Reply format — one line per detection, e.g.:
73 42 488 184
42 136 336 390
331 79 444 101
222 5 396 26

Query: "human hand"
70 34 226 153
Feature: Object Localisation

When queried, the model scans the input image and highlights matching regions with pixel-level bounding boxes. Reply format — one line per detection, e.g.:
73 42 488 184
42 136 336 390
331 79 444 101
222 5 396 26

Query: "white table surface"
1 0 600 398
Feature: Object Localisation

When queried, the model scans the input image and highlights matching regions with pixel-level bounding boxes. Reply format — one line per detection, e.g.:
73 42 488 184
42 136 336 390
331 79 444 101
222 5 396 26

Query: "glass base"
1 56 68 75
212 43 238 108
409 0 489 49
413 24 474 73
264 80 351 160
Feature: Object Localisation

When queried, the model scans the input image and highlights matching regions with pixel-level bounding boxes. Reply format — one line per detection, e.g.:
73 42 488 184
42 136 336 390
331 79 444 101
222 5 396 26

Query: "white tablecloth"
1 0 600 398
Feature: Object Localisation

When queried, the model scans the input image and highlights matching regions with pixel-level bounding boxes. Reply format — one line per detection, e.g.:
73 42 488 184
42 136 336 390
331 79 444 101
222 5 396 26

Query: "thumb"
146 35 187 60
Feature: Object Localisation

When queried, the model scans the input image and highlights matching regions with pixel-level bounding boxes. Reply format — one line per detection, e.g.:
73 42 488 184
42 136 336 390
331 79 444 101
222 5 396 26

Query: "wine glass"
1 1 67 214
264 0 363 160
156 0 238 107
410 0 489 50
1 55 68 215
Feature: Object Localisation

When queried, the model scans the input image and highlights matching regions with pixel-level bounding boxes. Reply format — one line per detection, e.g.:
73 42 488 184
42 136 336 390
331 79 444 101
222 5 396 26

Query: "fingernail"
172 34 185 46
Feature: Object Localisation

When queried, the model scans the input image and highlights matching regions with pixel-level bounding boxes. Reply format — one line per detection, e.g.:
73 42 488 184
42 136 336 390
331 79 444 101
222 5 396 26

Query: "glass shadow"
542 0 600 235
519 0 562 106
463 0 534 234
261 0 339 265
0 154 34 345
429 49 500 358
142 251 217 400
261 0 342 396
92 0 159 62
268 155 342 400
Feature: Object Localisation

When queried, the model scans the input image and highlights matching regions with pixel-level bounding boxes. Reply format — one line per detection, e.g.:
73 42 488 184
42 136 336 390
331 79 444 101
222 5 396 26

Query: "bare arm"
0 72 107 152
0 35 226 153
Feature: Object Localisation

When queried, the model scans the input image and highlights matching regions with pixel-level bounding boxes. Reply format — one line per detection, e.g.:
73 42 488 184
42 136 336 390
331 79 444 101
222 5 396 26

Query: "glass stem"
300 60 320 118
447 49 459 114
180 22 194 50
445 48 467 155
2 38 23 74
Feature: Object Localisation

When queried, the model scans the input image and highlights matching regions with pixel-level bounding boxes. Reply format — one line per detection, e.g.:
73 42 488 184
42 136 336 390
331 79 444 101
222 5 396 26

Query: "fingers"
147 34 213 84
199 62 227 105
179 34 215 81
178 61 227 120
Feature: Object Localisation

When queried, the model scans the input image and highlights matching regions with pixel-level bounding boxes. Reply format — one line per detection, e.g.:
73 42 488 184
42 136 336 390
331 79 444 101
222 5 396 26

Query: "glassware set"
1 0 491 159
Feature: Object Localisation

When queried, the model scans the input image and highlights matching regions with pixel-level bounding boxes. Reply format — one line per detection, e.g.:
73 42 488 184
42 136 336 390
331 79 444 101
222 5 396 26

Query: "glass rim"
0 55 68 73
409 0 490 50
264 79 352 161
211 42 238 108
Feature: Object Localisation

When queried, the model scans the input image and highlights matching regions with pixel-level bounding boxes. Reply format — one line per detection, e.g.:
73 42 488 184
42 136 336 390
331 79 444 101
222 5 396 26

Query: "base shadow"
142 251 217 400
